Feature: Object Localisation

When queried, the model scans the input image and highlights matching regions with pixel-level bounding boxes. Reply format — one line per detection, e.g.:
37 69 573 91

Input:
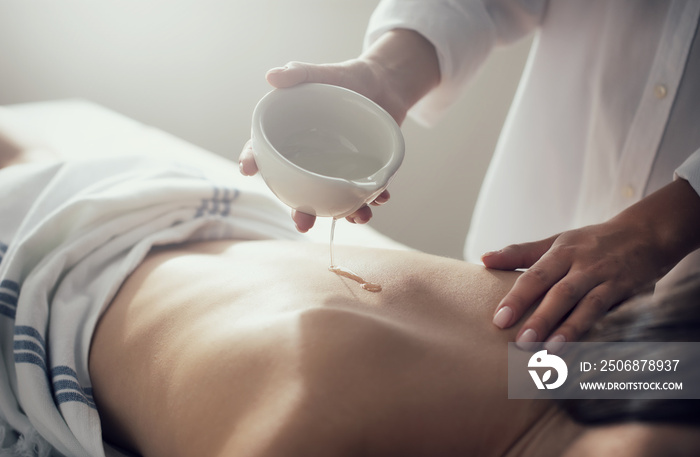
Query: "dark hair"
560 273 700 425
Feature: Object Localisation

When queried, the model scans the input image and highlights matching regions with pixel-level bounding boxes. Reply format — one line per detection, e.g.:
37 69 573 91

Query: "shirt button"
654 84 667 99
622 185 635 199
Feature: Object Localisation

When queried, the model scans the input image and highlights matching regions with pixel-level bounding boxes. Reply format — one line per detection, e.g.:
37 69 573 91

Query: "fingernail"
492 306 513 329
482 250 501 259
268 65 288 74
544 334 566 353
374 195 389 205
516 328 538 350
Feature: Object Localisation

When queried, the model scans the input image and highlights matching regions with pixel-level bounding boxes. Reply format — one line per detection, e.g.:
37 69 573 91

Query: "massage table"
4 99 409 252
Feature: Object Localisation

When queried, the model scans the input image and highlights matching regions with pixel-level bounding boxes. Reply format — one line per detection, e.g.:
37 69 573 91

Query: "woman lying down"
1 131 699 457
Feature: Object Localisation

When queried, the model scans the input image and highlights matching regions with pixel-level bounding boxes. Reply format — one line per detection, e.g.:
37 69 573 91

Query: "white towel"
0 157 301 457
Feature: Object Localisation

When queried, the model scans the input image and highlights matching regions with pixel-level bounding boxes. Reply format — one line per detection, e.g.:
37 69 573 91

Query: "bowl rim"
251 82 405 182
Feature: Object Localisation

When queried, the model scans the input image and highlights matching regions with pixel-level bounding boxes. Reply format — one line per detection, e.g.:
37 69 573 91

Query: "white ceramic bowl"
251 83 404 218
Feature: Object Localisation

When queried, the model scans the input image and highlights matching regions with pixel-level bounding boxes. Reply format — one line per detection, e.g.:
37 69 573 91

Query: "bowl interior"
259 85 400 181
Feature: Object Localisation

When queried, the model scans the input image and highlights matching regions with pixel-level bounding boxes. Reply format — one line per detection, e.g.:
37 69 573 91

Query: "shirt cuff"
675 148 700 198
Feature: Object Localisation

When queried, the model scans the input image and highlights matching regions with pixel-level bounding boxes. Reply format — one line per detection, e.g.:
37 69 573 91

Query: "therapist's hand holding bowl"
248 82 404 226
238 30 442 232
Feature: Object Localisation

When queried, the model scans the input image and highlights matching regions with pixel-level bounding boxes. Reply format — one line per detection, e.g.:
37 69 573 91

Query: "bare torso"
5 121 697 456
1 120 582 456
89 240 584 457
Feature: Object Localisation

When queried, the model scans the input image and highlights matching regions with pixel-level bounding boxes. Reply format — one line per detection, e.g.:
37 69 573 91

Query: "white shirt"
365 0 700 282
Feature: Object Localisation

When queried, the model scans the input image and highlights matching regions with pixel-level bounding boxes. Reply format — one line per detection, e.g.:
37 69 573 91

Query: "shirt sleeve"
364 0 546 125
675 148 700 198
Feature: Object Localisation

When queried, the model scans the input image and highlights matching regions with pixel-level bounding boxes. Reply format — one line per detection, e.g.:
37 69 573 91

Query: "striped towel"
0 157 300 457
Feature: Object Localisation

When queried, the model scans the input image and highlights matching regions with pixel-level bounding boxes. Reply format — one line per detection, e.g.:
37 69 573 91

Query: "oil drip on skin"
328 218 382 292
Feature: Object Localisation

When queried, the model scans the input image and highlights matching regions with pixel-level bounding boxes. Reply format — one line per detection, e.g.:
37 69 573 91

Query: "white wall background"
0 0 532 259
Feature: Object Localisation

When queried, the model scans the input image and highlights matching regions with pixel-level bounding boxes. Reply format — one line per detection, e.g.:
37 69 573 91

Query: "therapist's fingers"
238 140 258 176
512 270 601 350
346 205 372 225
369 189 391 206
481 236 557 270
491 247 570 332
542 283 622 353
485 235 559 332
266 61 345 89
346 190 391 224
292 209 316 233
